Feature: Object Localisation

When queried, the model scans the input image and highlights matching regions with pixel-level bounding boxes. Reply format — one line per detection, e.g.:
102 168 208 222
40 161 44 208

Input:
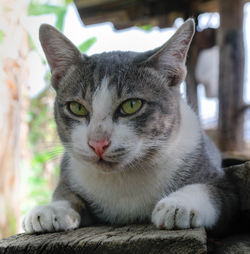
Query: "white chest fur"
68 99 201 224
69 158 168 224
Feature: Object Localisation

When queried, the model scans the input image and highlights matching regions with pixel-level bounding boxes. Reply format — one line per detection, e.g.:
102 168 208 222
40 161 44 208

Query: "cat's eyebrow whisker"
46 154 62 161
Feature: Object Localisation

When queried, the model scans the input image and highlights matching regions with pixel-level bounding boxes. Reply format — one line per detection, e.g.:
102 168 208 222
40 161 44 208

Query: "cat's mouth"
94 158 120 172
72 150 124 172
96 158 118 167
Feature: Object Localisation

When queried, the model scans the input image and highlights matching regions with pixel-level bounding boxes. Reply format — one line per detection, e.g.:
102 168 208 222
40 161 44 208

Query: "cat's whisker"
105 151 127 158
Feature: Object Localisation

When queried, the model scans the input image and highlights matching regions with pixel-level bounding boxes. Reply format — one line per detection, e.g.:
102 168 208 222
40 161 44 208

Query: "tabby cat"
23 19 238 234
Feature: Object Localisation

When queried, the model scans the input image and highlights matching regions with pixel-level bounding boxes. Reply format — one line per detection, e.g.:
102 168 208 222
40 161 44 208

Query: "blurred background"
0 0 249 238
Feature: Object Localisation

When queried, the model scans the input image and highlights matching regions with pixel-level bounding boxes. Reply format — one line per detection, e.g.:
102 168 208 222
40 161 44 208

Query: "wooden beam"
2 161 250 253
186 40 199 112
74 0 206 29
74 0 220 29
196 0 218 13
0 225 207 254
74 0 118 9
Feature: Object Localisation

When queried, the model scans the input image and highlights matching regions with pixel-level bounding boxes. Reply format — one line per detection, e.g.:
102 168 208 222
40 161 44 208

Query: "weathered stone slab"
0 225 207 254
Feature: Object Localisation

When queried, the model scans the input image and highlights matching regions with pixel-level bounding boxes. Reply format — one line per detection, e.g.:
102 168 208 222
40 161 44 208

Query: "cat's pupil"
130 101 135 108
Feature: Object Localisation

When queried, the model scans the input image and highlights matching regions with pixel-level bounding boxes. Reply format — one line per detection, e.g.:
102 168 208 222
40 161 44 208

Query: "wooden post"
186 42 199 112
218 0 245 152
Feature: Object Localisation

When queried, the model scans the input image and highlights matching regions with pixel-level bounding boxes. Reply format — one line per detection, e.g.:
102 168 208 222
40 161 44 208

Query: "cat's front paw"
23 200 80 233
152 197 202 229
151 184 219 230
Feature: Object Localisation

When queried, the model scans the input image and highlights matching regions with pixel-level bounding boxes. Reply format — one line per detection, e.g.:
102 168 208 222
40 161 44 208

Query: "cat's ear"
39 24 83 89
140 19 195 86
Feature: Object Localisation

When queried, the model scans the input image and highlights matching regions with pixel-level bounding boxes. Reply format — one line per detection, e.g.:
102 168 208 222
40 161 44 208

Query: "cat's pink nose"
88 139 111 158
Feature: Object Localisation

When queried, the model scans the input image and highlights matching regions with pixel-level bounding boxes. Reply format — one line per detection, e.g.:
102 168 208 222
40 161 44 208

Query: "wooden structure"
1 161 250 253
218 0 245 152
74 0 218 30
74 0 249 153
0 226 207 254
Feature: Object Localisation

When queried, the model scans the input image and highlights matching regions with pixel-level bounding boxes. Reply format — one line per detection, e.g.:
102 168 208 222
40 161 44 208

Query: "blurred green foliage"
28 90 55 145
28 0 73 30
23 87 61 213
22 0 96 215
0 29 5 44
79 37 97 53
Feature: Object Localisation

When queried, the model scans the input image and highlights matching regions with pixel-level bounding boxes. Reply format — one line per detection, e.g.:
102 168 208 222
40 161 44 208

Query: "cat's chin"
92 159 123 173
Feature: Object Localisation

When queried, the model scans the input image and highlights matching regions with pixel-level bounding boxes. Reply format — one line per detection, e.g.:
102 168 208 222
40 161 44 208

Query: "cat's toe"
152 198 194 230
52 206 81 231
190 210 203 228
152 198 177 229
23 213 33 233
23 205 57 233
175 206 192 229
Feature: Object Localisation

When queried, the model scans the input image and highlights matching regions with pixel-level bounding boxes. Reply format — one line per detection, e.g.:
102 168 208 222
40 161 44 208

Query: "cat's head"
39 19 195 173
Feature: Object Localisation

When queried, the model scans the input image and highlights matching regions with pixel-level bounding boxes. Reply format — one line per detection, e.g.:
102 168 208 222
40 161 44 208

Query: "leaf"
28 34 36 50
28 2 67 31
27 34 46 64
65 0 73 4
28 2 65 16
0 29 5 44
55 8 67 31
138 24 153 31
78 37 97 53
8 211 17 235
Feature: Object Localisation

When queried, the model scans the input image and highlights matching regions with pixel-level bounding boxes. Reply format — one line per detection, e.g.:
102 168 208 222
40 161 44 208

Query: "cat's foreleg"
152 183 220 230
23 180 93 233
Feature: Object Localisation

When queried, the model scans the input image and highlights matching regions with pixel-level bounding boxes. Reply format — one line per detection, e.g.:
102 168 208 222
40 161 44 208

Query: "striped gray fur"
22 19 239 236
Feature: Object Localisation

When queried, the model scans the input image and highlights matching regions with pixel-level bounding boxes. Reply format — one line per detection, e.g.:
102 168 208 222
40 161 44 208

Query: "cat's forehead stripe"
92 76 112 115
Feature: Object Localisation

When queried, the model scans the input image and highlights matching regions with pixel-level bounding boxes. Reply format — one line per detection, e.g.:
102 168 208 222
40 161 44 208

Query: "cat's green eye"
68 102 88 117
120 99 143 116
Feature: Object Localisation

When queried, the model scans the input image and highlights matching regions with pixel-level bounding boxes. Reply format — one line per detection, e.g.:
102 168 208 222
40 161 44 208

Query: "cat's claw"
23 201 80 233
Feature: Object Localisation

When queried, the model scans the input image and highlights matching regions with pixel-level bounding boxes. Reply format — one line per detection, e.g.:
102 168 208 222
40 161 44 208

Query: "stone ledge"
0 225 207 254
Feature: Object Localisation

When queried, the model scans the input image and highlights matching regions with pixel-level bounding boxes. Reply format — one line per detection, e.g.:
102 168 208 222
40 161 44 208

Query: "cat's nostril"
88 139 111 158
